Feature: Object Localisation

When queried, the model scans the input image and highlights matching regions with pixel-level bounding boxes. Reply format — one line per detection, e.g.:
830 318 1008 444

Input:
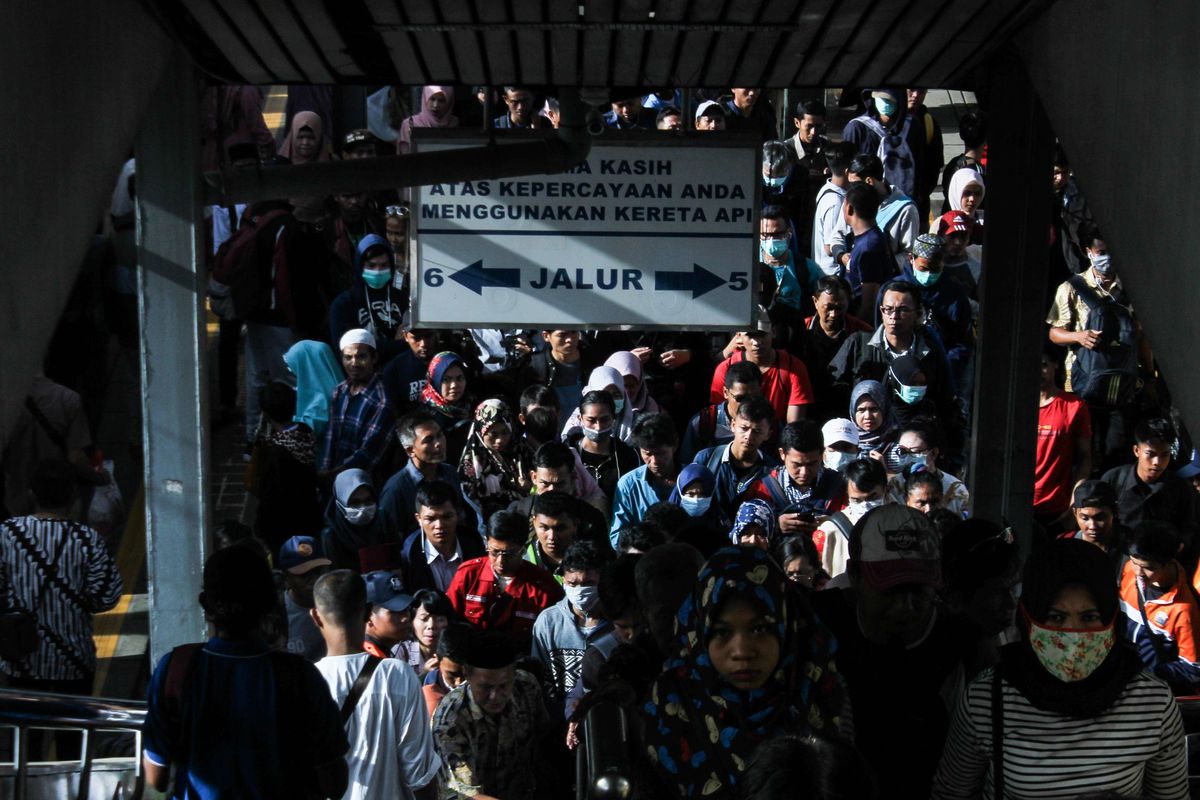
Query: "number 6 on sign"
423 267 444 287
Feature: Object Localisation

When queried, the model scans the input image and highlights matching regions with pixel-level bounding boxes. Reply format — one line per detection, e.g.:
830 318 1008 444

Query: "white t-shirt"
314 653 441 800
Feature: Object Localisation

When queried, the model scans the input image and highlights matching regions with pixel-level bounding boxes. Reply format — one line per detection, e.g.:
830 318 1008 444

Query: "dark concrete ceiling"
146 0 1052 89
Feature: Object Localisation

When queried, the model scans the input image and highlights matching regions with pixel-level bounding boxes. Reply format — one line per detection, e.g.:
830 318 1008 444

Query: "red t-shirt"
709 349 815 424
1033 392 1092 515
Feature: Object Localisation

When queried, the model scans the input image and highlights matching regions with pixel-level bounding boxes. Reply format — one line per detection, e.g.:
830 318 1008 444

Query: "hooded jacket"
328 234 408 363
842 88 926 197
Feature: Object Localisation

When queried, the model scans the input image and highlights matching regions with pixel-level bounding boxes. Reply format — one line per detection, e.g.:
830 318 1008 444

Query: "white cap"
821 418 859 448
339 328 377 352
695 100 722 121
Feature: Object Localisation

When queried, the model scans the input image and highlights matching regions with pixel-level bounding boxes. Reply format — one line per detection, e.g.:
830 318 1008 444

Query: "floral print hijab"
643 546 847 798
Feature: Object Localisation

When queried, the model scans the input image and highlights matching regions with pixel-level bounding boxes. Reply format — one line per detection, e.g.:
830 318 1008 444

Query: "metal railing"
576 699 634 800
0 688 146 800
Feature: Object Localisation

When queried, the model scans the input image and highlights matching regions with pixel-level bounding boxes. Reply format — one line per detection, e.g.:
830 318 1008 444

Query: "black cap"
1072 479 1117 509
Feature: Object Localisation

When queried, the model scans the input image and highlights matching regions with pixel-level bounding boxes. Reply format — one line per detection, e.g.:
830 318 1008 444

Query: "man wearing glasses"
446 510 563 650
830 279 964 467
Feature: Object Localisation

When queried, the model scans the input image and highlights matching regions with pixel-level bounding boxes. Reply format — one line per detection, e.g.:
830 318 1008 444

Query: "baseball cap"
850 504 941 590
695 100 723 121
1071 479 1118 509
937 211 974 237
342 128 377 152
277 536 331 575
743 304 772 336
1176 448 1200 480
364 570 415 612
822 418 860 448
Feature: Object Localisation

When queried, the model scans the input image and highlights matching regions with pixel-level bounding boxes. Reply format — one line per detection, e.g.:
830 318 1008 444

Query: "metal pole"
14 725 28 800
135 49 210 664
969 47 1053 551
77 727 92 800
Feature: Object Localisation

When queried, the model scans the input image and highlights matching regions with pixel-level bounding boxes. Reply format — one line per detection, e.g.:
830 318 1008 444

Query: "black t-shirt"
571 434 639 501
810 587 961 797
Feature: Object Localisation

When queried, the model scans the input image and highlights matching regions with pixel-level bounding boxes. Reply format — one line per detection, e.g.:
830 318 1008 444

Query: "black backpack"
1067 275 1138 407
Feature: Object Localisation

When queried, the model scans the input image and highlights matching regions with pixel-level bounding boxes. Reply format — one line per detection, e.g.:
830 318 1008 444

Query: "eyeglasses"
487 548 522 559
879 305 914 317
896 446 929 456
385 205 410 219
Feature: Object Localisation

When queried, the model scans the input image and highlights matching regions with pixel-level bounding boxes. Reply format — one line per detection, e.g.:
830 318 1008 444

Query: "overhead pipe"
204 87 597 207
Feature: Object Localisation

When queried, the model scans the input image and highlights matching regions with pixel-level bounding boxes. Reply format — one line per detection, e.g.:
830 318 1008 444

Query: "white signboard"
411 137 758 329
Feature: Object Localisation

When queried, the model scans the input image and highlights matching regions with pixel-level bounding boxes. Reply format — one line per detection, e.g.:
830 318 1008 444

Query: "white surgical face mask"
848 497 884 516
339 502 377 526
824 451 856 472
680 495 712 517
564 584 600 615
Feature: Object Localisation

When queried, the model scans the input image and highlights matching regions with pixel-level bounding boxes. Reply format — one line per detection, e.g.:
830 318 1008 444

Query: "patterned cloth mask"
1028 620 1114 682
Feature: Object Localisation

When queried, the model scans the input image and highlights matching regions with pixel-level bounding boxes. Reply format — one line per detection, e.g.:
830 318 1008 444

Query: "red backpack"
208 207 290 320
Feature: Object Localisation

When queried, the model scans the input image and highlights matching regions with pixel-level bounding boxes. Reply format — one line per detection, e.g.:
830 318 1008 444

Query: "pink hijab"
279 111 329 164
398 86 458 154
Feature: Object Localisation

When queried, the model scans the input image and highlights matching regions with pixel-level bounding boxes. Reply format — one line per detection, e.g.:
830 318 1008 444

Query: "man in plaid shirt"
319 329 395 478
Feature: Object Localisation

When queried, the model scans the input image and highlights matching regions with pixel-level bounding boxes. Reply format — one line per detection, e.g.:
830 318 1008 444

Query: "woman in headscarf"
279 111 330 164
458 398 528 521
945 167 985 239
667 463 728 557
727 499 777 551
932 538 1188 799
397 86 459 155
279 111 331 221
849 380 899 470
604 351 660 417
282 340 343 442
421 351 473 464
643 546 848 800
561 366 636 445
321 468 389 571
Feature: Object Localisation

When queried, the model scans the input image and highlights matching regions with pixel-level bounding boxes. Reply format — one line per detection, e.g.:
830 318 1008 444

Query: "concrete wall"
1015 1 1200 436
0 1 171 447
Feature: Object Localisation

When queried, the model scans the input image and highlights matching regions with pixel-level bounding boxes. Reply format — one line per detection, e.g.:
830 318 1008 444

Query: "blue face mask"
912 268 942 287
760 238 790 261
680 495 712 517
896 452 928 471
764 174 789 190
874 96 897 117
362 268 392 289
896 384 927 405
614 397 625 416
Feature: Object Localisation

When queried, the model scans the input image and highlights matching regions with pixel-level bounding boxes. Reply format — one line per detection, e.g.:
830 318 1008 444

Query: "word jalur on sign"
412 140 759 328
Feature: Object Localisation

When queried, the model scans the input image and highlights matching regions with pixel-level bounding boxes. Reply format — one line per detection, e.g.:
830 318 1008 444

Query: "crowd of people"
0 83 1195 799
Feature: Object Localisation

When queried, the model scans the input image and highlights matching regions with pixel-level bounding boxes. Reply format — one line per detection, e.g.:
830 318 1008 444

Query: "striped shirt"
931 667 1188 799
0 516 122 680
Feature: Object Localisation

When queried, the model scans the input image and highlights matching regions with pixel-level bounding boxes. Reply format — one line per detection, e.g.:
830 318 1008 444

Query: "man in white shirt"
312 570 440 800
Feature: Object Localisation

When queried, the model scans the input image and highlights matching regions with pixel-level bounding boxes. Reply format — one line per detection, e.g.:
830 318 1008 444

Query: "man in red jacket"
447 510 563 649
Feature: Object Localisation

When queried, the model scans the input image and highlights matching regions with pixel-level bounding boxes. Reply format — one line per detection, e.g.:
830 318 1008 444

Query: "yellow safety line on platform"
93 486 147 690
